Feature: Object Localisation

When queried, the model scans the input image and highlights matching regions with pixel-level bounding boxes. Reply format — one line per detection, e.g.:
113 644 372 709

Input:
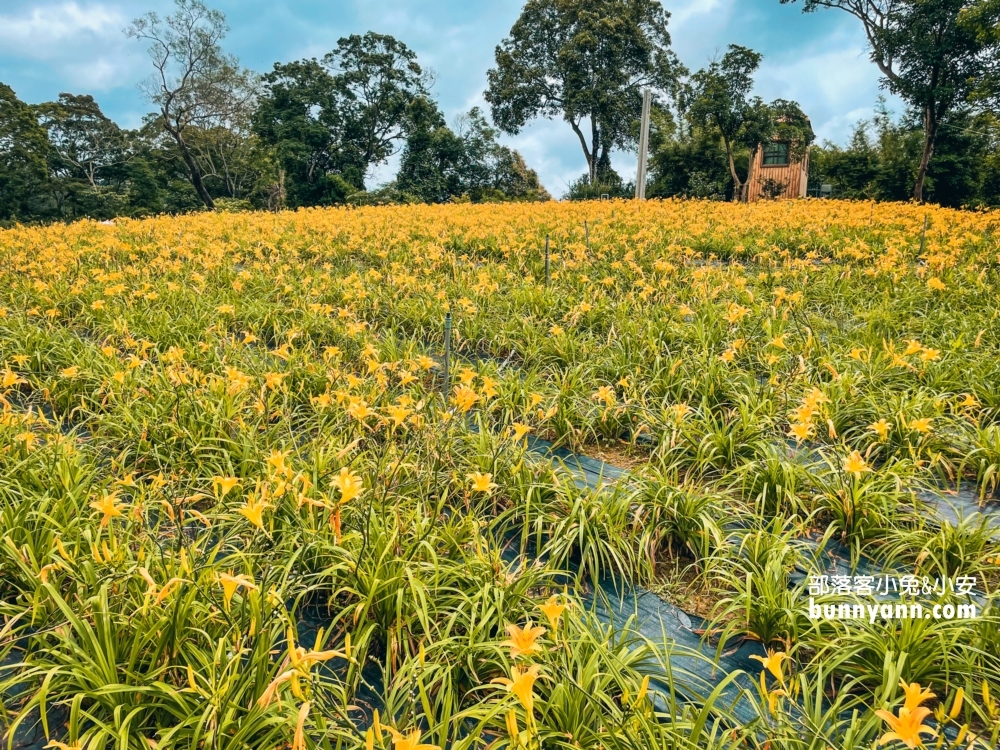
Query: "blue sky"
0 0 901 196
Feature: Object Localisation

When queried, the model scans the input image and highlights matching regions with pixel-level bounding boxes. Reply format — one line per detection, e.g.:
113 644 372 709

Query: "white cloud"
669 0 732 28
0 1 144 91
668 0 738 67
505 119 592 196
0 1 124 49
818 105 876 144
755 39 899 143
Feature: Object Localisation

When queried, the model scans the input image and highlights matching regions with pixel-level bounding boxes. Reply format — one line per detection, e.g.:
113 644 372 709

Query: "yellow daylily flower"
750 648 787 683
899 680 935 712
213 476 240 496
593 385 615 406
468 472 497 493
538 595 568 629
869 419 891 440
875 706 936 749
386 728 441 750
1 368 25 388
237 497 269 531
451 384 479 413
331 467 364 505
292 702 310 750
843 450 871 476
90 492 124 527
787 422 813 442
217 572 256 608
264 372 287 390
492 664 541 713
510 422 532 442
501 622 546 660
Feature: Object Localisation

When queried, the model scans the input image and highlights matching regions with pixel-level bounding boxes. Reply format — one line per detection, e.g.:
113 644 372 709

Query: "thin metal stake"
544 235 550 287
443 312 451 396
919 215 928 255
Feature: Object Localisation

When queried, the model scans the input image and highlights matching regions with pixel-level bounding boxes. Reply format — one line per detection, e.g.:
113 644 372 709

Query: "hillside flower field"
1 199 999 749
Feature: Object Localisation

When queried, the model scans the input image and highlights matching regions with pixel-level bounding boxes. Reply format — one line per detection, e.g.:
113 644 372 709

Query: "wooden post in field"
635 89 652 200
544 235 550 286
443 312 451 396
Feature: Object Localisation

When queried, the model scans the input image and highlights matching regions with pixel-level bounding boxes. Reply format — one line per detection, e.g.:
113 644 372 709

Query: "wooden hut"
746 124 812 202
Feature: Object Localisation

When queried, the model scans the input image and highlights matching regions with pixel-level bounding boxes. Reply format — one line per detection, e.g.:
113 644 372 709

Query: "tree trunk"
165 120 216 209
913 106 936 204
721 134 743 203
568 119 594 183
590 116 599 183
180 145 216 209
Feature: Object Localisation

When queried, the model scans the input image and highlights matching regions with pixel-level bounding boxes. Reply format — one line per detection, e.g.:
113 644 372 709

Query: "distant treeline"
638 100 1000 208
2 0 998 223
0 9 550 224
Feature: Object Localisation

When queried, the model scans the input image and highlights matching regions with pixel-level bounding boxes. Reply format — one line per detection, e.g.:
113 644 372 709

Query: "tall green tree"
485 0 683 183
489 148 551 201
683 46 812 202
456 108 550 201
683 46 768 203
780 0 1000 202
253 60 349 207
254 33 430 206
966 0 1000 108
810 99 1000 206
395 98 464 203
34 94 135 220
127 0 256 209
647 122 734 200
383 106 550 204
181 120 273 204
0 83 50 222
36 94 129 191
325 33 431 179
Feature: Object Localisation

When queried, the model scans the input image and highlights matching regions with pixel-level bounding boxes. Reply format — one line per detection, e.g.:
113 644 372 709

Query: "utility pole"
635 89 652 200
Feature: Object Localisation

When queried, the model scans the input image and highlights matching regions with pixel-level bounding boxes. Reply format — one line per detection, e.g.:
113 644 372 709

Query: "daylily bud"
949 688 964 719
636 675 649 704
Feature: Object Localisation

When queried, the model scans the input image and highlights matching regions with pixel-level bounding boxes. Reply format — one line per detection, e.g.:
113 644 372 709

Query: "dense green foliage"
485 0 682 184
781 0 1000 201
2 199 1000 749
0 4 548 225
809 103 1000 207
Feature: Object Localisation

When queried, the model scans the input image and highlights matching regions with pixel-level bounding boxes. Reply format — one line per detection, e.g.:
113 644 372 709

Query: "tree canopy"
127 0 257 208
0 83 51 221
681 46 813 202
780 0 1000 201
253 33 434 207
486 0 683 183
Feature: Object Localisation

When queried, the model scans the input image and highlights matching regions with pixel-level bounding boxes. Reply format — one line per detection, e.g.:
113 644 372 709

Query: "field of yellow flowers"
1 199 999 749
